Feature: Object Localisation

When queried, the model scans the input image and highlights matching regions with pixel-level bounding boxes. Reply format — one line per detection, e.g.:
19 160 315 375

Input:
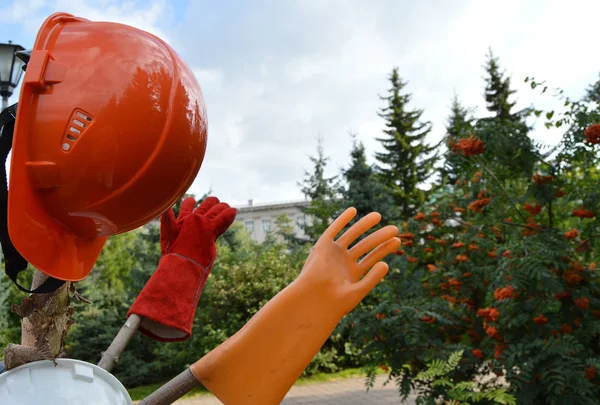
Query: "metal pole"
1 97 7 111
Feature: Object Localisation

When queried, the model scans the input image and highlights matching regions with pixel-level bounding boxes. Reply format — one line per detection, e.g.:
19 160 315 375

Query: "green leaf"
431 378 453 387
547 300 561 313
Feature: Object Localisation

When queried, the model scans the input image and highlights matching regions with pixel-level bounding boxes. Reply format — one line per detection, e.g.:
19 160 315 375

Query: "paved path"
176 375 415 404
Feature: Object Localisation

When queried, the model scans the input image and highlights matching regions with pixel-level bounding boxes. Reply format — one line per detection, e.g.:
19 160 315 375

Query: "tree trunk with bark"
3 271 75 369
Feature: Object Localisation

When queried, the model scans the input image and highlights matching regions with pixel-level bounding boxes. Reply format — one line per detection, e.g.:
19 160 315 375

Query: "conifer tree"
298 137 341 242
341 133 396 226
478 50 536 180
484 48 517 120
440 95 474 185
374 68 438 218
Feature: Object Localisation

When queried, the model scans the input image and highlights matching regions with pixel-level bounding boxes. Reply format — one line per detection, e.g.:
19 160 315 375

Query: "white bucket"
0 358 133 404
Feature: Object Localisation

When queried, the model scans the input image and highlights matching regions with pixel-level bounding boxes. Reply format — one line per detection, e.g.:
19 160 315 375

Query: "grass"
294 367 383 386
128 380 210 401
127 367 387 401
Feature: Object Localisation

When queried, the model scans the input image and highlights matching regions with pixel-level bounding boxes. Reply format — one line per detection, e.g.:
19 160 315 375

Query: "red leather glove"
128 196 237 342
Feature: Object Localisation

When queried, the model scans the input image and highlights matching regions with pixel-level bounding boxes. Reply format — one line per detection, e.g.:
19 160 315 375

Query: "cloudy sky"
1 0 599 208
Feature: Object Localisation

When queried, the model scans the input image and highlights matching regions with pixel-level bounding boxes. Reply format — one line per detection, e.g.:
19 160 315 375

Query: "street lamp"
0 41 26 111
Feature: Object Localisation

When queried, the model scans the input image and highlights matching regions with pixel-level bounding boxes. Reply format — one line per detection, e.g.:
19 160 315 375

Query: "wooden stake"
139 368 201 405
98 314 141 372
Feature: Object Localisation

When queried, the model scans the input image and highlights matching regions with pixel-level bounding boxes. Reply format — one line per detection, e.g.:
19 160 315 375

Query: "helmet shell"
8 12 207 281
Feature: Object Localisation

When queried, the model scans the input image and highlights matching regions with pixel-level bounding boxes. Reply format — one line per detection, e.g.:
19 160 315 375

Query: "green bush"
57 216 354 387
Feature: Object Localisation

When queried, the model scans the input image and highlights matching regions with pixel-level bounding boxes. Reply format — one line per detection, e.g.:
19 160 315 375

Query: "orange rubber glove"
189 207 400 404
128 196 237 342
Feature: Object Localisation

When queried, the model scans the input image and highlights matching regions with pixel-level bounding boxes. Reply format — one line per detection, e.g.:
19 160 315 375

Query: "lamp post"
0 41 26 111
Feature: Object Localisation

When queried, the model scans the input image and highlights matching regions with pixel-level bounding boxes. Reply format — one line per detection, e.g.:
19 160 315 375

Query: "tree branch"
475 158 528 223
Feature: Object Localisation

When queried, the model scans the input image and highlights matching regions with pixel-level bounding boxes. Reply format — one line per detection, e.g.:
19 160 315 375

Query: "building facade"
233 199 311 243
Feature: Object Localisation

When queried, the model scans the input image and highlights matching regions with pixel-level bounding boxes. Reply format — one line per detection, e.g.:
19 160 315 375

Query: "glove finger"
178 197 197 221
205 202 230 220
213 207 238 236
161 207 176 225
160 208 177 255
195 196 220 216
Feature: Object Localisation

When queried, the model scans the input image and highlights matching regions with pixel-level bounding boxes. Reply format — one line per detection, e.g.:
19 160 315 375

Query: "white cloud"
5 0 600 208
186 0 599 207
6 0 173 45
193 68 223 90
0 0 47 21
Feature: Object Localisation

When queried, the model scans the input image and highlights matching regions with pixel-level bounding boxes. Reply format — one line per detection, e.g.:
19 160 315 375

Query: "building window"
262 219 271 232
245 220 254 233
296 215 306 228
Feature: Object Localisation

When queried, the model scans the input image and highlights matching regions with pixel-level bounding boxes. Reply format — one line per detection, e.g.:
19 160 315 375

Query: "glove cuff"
128 253 214 342
169 252 214 273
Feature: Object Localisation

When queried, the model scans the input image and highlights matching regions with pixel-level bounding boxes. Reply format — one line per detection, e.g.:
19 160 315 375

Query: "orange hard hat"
7 12 207 282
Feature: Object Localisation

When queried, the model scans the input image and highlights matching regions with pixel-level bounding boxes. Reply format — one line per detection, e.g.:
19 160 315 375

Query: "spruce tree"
374 68 438 219
483 48 517 120
478 50 536 180
440 94 474 185
341 133 396 225
298 137 341 242
446 95 472 139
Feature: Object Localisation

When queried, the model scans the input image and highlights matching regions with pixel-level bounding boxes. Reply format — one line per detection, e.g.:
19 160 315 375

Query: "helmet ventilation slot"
62 109 93 151
76 111 92 122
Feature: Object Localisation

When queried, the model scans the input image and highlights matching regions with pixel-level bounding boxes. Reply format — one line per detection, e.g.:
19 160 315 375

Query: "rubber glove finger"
356 237 401 276
336 212 381 248
320 207 357 241
350 262 389 302
349 225 398 260
178 197 197 221
195 196 220 216
213 207 238 237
